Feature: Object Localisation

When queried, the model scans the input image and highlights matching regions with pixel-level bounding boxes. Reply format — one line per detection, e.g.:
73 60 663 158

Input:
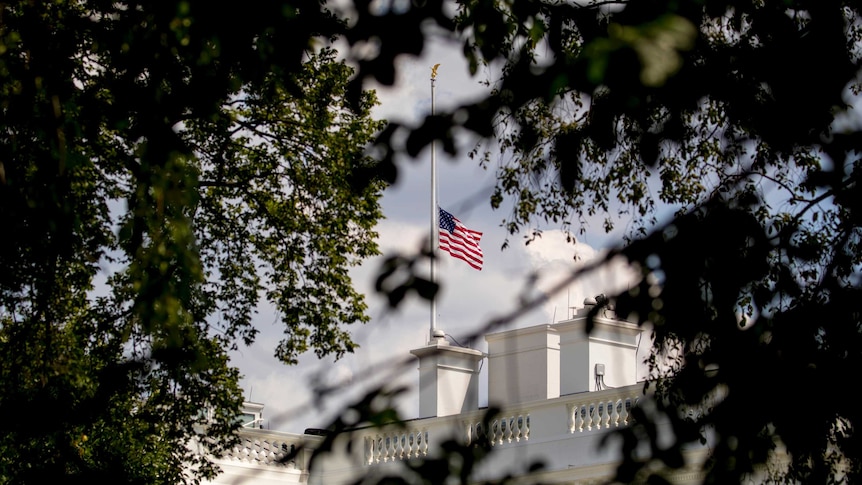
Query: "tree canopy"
2 0 862 484
359 0 862 483
0 1 383 482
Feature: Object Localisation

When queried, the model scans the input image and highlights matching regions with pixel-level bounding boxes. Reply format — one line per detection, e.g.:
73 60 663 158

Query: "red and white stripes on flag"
438 207 483 271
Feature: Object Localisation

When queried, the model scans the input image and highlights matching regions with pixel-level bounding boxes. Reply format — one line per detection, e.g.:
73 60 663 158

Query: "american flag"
438 207 483 271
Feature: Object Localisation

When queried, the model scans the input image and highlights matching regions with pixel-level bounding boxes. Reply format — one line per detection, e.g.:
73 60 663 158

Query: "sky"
228 39 642 434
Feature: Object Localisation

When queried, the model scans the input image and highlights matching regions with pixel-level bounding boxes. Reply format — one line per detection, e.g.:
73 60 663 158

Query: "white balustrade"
364 429 429 464
464 413 530 447
223 435 301 468
567 395 638 433
359 385 644 468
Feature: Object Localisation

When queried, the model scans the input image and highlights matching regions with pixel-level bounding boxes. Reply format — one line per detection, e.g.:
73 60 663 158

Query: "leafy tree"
0 1 383 483
282 0 861 481
349 0 862 483
4 0 862 483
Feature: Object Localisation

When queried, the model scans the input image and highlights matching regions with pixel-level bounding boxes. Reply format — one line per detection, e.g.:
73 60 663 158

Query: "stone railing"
203 385 701 485
219 430 309 469
364 428 430 464
567 394 639 433
358 385 645 467
464 412 530 447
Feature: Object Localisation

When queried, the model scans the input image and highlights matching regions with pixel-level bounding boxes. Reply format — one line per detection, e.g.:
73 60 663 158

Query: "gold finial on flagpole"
431 63 441 79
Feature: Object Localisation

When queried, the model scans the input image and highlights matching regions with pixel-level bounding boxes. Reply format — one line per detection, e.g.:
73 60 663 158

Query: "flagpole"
430 63 440 343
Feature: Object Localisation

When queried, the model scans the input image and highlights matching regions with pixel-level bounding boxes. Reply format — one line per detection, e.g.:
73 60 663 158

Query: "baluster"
620 399 631 426
599 402 607 429
602 401 614 429
585 406 591 431
401 433 410 460
593 403 602 430
619 400 627 426
262 443 271 464
524 414 530 440
619 399 627 426
240 440 249 461
396 433 403 459
596 402 603 429
572 406 579 433
375 436 384 463
574 405 582 432
393 434 400 460
387 435 396 462
514 415 522 441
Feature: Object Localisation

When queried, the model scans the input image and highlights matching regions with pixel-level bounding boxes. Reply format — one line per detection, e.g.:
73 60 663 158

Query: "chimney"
410 336 484 418
485 324 560 406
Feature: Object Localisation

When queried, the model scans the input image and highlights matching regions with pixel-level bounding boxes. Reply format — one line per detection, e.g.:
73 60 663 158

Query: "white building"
203 298 713 484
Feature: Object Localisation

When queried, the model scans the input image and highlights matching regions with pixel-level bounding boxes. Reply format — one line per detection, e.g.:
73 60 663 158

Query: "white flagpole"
430 63 440 343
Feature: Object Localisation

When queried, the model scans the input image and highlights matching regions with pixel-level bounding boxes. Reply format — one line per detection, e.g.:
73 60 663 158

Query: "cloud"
512 230 640 324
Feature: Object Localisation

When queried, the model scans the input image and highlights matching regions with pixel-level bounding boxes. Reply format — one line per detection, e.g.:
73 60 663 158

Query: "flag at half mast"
438 207 483 271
